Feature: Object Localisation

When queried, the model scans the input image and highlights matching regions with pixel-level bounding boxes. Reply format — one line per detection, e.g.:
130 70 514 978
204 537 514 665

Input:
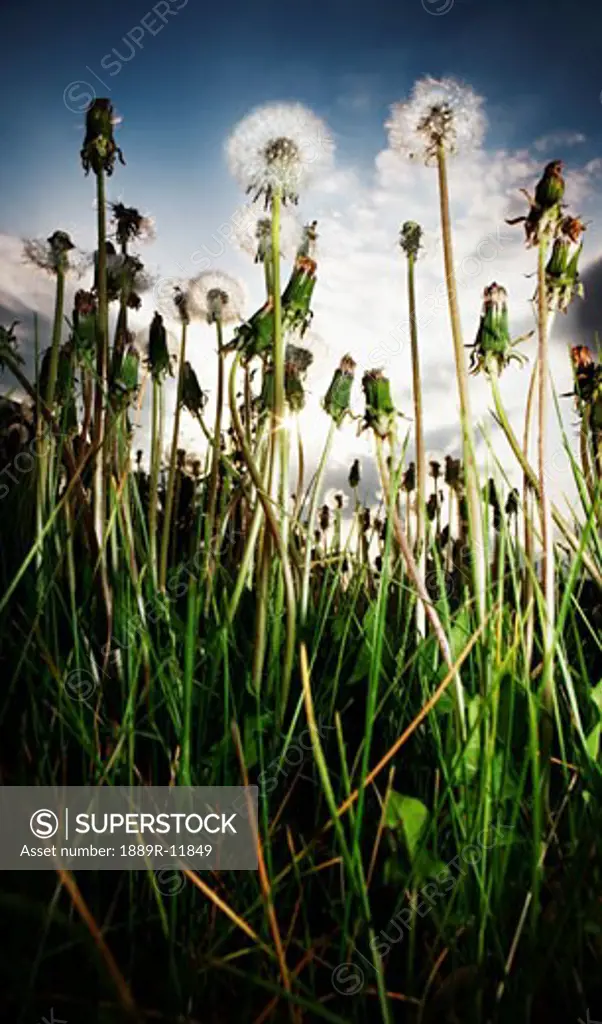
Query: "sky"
1 0 602 513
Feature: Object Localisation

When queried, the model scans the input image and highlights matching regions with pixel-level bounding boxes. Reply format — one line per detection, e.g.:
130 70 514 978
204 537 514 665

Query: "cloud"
534 131 587 152
1 111 601 515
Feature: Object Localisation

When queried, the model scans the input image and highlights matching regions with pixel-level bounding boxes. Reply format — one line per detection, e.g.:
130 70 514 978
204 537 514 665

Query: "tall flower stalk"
400 222 426 635
159 289 190 591
387 77 487 626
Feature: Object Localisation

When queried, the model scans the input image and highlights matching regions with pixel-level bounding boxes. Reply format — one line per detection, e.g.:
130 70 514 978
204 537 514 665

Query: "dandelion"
349 458 361 490
232 204 302 263
23 231 78 275
507 161 565 247
387 78 487 626
467 282 530 377
110 202 155 250
81 98 125 178
362 369 398 440
543 215 586 313
188 271 246 325
226 102 334 206
386 76 486 164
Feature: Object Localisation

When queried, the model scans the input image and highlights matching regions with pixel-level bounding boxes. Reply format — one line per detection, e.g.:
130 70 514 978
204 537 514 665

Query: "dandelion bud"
181 362 208 419
282 255 317 336
429 459 441 481
402 463 416 493
399 221 423 258
362 368 397 439
147 312 173 381
445 455 463 490
81 99 125 177
348 458 361 489
319 504 331 532
72 290 97 358
323 354 356 425
112 343 139 407
505 488 519 518
535 160 565 210
467 283 526 377
544 216 586 314
334 493 344 510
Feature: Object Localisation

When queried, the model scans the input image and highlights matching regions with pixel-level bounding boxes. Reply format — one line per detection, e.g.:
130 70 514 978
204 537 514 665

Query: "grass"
0 95 602 1024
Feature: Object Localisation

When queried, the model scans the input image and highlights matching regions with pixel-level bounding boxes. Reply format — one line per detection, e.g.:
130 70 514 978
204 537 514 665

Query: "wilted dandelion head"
386 77 486 164
110 202 155 247
188 271 246 324
226 102 334 206
232 203 302 262
23 231 79 275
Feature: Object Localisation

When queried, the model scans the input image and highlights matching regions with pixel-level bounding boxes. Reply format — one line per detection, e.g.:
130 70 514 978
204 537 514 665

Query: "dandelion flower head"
386 77 486 164
226 102 334 205
188 271 247 324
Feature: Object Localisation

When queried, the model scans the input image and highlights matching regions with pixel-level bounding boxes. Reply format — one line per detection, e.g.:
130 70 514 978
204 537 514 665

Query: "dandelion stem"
436 143 485 626
205 319 225 572
159 319 187 591
536 238 555 807
375 435 466 741
406 249 426 637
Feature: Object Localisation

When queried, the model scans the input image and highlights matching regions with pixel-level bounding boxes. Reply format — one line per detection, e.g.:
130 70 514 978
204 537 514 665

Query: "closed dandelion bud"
147 312 173 381
282 255 317 336
545 216 586 313
468 283 526 377
181 362 207 418
505 488 519 518
399 221 423 258
349 458 361 489
403 462 416 492
570 345 596 409
426 492 438 522
535 160 565 210
334 493 344 510
299 220 318 259
445 454 463 490
362 368 397 438
81 99 125 177
323 354 356 425
72 290 97 358
429 459 441 482
320 504 331 532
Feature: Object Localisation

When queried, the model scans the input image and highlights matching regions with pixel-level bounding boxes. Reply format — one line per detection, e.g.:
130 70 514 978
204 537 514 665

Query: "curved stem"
490 371 602 587
159 319 187 591
436 144 485 626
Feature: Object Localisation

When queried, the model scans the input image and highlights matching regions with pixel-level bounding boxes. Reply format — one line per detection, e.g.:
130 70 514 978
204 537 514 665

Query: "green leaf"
385 791 429 861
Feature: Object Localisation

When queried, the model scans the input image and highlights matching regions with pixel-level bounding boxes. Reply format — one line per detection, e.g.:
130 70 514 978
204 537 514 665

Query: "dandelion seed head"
386 77 486 164
188 271 246 324
226 102 334 205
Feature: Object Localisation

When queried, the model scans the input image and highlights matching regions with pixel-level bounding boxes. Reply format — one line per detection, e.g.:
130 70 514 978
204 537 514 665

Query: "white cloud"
534 131 587 152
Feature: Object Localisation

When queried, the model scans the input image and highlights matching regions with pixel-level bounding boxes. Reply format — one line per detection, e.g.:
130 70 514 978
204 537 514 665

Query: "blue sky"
1 0 601 508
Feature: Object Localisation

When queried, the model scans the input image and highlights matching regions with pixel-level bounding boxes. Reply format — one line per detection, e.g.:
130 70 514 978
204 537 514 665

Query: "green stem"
407 250 426 636
46 266 65 411
149 376 162 580
536 238 555 808
436 143 485 626
205 319 225 564
159 319 187 591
